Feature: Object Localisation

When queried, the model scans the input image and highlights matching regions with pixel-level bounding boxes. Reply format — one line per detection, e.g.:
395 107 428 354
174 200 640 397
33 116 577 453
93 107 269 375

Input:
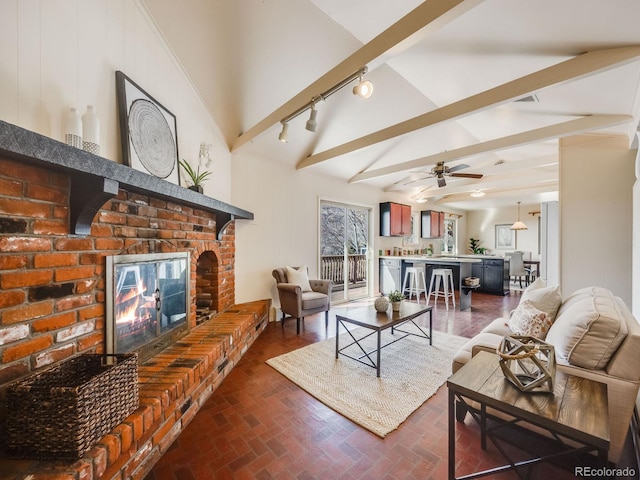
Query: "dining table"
523 259 540 282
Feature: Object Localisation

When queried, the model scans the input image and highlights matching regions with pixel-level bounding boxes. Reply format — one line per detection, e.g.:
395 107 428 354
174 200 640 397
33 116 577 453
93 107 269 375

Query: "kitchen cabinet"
379 202 411 236
420 210 445 238
379 258 402 293
471 257 509 295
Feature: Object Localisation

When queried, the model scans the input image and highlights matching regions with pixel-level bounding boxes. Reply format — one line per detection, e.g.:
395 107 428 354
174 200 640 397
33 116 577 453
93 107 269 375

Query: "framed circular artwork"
116 71 180 185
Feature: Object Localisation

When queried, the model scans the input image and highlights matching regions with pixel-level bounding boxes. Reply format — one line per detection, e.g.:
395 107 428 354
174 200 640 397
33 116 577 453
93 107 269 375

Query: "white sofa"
452 281 640 464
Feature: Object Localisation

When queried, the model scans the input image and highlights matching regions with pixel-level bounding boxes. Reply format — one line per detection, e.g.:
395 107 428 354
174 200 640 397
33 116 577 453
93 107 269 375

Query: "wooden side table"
447 351 609 480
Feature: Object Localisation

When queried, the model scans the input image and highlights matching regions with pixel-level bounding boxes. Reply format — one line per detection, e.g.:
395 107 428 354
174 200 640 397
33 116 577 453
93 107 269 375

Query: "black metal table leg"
376 330 381 377
449 389 456 480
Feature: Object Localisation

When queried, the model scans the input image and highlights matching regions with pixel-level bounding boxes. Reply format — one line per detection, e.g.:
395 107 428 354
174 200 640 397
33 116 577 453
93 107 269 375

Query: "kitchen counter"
379 255 482 263
379 256 482 310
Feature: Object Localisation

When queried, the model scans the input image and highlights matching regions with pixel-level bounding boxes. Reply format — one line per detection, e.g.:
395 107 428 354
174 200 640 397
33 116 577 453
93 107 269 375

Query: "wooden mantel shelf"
0 120 253 239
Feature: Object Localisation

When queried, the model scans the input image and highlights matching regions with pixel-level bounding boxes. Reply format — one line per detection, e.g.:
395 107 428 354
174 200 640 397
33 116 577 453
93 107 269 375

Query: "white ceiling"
143 0 640 210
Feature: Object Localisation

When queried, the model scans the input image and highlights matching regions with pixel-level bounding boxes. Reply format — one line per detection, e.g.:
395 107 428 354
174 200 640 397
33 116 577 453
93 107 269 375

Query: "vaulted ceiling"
143 0 640 210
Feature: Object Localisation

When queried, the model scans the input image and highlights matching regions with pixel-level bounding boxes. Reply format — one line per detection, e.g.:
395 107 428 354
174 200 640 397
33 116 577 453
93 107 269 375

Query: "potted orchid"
179 159 212 193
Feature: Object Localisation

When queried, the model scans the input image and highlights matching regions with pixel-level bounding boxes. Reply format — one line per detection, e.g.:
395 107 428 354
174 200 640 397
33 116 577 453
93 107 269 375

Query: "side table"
447 351 609 479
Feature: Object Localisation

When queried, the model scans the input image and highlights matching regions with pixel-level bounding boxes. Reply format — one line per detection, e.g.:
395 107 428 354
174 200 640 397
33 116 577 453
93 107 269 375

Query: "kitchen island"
380 256 483 310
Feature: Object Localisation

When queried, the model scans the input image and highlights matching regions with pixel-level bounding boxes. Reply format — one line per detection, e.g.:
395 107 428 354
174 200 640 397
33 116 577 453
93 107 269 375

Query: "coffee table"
335 302 432 377
447 351 610 480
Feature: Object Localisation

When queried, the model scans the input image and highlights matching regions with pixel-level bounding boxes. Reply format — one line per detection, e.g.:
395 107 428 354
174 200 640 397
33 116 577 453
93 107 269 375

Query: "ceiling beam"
231 0 482 152
350 114 632 183
299 46 640 169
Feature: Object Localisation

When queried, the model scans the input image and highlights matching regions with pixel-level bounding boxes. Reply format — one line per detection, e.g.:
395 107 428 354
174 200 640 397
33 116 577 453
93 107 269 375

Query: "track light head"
305 104 318 132
278 121 289 143
353 78 373 98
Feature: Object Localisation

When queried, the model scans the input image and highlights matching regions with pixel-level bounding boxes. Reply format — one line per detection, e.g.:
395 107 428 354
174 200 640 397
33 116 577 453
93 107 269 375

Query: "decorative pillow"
517 277 562 322
286 265 312 292
508 300 553 339
545 287 628 369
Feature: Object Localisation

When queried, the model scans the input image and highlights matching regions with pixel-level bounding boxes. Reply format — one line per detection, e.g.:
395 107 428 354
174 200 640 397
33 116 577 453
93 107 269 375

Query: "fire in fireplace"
106 252 190 362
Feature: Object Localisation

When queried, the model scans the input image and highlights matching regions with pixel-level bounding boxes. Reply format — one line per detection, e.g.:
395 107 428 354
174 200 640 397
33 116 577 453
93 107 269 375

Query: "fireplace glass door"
106 252 189 358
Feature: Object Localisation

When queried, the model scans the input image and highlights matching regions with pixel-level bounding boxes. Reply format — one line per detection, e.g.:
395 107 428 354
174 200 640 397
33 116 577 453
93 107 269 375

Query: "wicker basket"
464 277 480 287
6 353 139 460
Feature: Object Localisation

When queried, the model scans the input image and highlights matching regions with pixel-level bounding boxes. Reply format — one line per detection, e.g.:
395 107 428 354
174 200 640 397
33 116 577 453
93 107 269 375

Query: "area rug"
266 326 468 437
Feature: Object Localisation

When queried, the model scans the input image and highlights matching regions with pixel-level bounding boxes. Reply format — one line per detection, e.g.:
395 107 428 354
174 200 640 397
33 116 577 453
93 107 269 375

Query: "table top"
448 351 610 449
334 302 432 331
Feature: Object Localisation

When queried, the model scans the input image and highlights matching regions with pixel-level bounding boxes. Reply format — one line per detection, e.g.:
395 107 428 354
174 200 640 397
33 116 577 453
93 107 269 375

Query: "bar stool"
402 267 427 304
427 268 456 309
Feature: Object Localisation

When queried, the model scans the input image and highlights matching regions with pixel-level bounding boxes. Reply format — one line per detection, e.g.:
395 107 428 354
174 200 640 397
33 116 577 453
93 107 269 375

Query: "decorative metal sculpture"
497 335 555 393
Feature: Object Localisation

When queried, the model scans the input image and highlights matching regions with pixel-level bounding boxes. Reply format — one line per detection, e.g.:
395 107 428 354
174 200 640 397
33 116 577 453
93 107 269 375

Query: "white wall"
0 0 230 202
230 152 468 305
560 135 635 304
232 152 384 304
465 203 540 257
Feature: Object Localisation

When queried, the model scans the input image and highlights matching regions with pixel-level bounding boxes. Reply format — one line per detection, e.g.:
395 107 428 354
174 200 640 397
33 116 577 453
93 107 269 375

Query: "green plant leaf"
179 159 212 186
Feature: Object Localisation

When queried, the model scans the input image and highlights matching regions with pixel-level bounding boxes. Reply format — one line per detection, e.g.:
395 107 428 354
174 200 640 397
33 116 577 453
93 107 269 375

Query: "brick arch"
190 242 232 325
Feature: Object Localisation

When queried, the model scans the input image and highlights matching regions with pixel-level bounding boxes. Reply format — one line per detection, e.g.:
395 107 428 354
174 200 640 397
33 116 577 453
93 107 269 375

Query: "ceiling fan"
406 161 483 187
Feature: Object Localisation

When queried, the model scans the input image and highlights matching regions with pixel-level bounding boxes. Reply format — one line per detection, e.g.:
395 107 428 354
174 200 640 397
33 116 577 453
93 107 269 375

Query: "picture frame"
115 71 180 185
495 224 515 249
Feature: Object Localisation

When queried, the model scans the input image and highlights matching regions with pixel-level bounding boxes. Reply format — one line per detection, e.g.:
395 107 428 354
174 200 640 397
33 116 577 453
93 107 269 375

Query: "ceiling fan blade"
437 176 447 188
450 173 483 179
447 163 470 173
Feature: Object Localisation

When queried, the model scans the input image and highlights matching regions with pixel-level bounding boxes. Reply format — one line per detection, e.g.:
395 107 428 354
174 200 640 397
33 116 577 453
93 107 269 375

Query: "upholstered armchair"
272 266 332 334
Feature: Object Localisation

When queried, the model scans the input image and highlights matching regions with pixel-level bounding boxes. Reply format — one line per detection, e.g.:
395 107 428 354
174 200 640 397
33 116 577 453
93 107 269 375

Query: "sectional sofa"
452 280 640 464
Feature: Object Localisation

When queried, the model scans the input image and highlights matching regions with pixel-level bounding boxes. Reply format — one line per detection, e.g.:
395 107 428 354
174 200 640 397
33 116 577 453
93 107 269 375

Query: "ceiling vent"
515 94 539 103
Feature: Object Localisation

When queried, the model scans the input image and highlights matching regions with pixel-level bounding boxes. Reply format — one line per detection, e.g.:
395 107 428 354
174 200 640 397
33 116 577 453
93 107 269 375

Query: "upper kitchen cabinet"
421 210 445 238
380 202 411 236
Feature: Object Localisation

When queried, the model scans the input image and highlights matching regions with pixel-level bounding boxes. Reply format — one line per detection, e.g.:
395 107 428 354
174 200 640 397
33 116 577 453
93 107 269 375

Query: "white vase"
63 107 82 149
82 105 100 155
374 296 389 312
392 301 402 312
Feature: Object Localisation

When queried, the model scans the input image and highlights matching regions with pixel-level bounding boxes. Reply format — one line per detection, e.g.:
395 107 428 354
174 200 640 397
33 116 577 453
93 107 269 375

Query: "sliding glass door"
320 201 371 303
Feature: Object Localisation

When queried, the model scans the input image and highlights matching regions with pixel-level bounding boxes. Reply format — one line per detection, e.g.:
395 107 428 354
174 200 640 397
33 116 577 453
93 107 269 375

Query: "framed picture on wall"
495 224 515 249
115 71 181 186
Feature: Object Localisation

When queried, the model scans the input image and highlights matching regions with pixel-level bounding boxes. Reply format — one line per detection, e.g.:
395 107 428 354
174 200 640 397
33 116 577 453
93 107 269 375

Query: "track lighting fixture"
278 121 289 143
277 66 372 141
305 103 318 132
352 76 373 98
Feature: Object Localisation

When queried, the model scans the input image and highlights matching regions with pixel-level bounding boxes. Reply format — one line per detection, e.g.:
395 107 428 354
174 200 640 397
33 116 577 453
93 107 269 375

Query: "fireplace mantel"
0 120 253 238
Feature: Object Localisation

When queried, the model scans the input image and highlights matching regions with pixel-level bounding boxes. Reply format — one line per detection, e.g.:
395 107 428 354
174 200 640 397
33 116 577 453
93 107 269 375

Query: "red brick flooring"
145 291 581 479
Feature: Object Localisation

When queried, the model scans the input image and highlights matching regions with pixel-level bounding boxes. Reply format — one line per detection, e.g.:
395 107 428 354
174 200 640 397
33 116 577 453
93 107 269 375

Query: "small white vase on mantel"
63 107 82 149
82 105 100 155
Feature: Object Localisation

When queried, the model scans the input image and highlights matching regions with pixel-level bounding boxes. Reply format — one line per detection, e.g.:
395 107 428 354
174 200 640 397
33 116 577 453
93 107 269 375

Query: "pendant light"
510 201 528 230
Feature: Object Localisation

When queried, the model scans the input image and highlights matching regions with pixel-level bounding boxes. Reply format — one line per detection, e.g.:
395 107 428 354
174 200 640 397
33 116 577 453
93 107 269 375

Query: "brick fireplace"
0 121 266 479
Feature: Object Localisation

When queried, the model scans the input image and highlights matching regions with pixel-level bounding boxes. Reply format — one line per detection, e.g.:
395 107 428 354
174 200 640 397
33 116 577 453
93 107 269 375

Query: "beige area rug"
266 326 468 437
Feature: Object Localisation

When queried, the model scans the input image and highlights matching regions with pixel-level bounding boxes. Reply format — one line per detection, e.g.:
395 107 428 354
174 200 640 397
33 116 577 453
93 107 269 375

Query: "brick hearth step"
0 299 270 480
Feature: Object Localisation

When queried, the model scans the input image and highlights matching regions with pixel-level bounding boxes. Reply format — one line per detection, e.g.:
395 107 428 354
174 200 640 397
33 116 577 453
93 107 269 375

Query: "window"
442 218 457 254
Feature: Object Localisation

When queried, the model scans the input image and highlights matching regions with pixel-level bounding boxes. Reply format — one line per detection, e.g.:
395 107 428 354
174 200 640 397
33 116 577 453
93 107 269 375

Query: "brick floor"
145 291 582 479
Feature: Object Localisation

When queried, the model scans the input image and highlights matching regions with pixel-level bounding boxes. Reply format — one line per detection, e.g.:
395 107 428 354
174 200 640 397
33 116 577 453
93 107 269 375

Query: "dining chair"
506 251 529 288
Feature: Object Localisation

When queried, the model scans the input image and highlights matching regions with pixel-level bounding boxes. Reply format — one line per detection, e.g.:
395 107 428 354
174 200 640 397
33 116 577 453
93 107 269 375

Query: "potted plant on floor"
179 159 212 193
387 290 405 312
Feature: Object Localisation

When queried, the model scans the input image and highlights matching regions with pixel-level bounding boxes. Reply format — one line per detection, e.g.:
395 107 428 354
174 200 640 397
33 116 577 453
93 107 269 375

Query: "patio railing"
321 254 367 290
